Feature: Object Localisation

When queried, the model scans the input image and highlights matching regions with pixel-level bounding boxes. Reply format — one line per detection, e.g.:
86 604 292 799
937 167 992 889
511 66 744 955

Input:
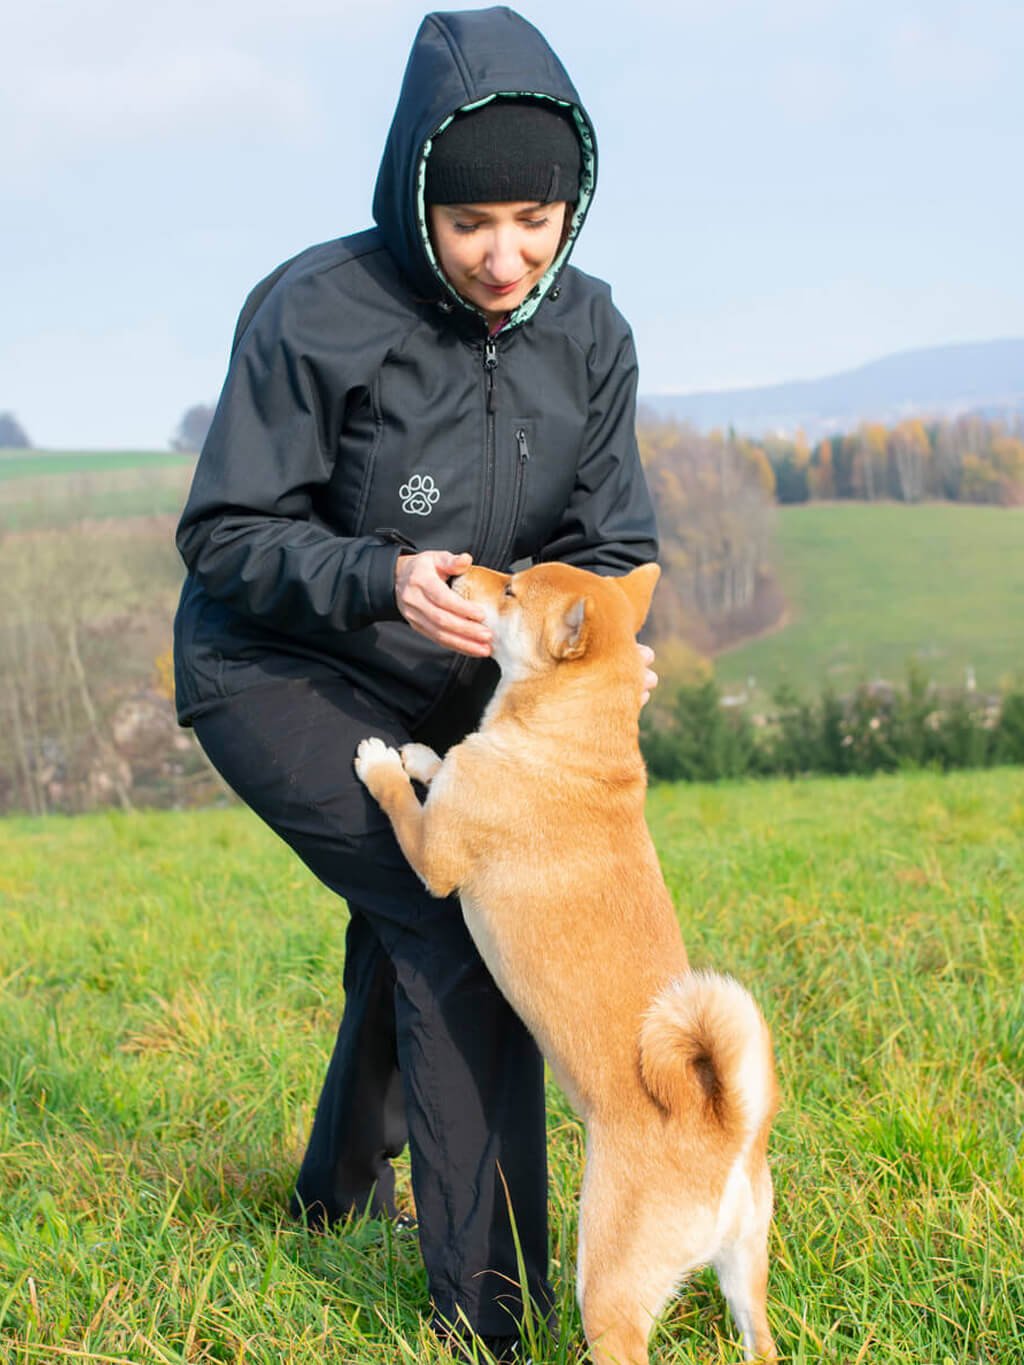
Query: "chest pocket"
354 348 486 551
508 414 584 564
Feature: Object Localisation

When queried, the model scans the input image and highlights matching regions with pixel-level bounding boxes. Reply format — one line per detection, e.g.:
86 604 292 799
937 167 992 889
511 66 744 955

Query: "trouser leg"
291 906 408 1227
385 905 551 1335
191 676 552 1334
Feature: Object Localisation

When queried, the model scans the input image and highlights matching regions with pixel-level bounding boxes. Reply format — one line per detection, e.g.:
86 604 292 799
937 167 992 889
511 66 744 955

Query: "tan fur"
355 562 779 1363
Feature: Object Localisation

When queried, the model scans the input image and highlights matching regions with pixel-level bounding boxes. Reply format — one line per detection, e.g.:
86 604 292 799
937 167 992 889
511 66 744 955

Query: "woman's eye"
453 222 479 234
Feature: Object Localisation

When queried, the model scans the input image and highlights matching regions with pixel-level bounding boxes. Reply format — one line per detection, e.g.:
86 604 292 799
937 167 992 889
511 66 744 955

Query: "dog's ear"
550 595 594 660
616 563 661 633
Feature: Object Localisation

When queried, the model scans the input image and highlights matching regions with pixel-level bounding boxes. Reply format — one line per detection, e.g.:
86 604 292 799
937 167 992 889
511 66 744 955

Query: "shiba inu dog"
355 561 778 1364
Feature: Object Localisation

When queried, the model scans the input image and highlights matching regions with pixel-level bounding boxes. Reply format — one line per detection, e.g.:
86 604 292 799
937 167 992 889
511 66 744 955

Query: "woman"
174 8 658 1358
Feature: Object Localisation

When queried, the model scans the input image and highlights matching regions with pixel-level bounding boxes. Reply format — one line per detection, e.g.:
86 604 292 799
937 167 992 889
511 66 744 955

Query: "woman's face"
428 201 568 325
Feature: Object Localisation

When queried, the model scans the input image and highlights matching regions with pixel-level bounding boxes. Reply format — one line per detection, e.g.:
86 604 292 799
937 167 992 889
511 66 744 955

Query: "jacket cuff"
365 542 407 623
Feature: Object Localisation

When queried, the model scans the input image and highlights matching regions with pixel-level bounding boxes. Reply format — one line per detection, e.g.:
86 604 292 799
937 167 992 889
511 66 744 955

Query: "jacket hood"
372 7 597 329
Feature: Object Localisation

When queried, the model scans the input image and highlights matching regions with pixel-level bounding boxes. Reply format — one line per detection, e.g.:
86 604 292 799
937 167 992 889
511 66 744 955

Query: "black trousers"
193 674 552 1335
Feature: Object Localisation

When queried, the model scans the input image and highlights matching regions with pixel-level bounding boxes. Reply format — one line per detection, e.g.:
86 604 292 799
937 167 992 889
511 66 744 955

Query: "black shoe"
289 1193 416 1235
431 1319 524 1364
479 1337 525 1365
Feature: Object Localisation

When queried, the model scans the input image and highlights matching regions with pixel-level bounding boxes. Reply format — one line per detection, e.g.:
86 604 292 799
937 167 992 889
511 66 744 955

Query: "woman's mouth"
479 278 523 296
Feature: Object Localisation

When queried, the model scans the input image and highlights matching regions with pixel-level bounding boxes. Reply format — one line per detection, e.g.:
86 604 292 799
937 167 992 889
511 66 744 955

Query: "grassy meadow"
717 503 1024 699
0 451 194 530
0 452 196 482
1 769 1022 1363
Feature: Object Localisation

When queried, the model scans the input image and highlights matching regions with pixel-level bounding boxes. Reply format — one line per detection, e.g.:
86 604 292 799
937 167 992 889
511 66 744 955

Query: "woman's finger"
406 612 493 656
419 574 488 622
403 594 492 649
408 590 492 640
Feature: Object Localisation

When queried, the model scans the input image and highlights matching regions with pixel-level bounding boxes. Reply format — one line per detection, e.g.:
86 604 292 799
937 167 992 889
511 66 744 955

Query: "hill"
641 337 1024 439
714 502 1024 699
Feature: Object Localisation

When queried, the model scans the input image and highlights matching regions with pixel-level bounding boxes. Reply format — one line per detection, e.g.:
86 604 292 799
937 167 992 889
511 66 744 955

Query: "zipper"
484 337 498 413
495 426 531 568
411 343 513 736
473 337 500 562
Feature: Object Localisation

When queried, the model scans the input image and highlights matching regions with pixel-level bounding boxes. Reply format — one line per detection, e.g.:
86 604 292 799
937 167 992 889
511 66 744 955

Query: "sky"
3 0 1022 450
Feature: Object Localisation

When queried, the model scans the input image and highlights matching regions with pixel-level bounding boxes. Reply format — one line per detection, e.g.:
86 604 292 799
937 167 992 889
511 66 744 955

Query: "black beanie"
425 99 581 205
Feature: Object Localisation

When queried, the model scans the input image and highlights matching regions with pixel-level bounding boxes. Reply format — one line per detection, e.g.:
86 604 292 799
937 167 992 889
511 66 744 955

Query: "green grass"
0 470 194 532
2 770 1021 1362
0 450 196 531
0 452 195 482
717 503 1024 698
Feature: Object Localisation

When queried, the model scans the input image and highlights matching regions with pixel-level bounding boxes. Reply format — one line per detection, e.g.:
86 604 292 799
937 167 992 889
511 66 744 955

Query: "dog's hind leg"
580 1136 778 1365
711 1153 777 1361
576 1142 697 1365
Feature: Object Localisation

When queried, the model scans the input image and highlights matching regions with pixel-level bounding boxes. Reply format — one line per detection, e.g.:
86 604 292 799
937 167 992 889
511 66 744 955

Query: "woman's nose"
485 230 521 281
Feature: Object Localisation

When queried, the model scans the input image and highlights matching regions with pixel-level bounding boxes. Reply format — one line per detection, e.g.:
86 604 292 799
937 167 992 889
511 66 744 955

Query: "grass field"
1 770 1021 1363
717 503 1024 698
0 452 196 483
0 452 194 530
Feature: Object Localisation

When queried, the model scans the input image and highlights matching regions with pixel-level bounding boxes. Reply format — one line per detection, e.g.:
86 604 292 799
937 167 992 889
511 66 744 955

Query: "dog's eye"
503 583 515 597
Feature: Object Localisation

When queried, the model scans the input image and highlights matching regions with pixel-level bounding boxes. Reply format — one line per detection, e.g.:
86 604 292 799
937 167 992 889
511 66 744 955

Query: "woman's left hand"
639 644 658 707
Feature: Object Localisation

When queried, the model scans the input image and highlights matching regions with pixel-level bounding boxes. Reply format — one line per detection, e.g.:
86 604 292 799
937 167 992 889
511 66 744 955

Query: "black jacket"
174 7 658 734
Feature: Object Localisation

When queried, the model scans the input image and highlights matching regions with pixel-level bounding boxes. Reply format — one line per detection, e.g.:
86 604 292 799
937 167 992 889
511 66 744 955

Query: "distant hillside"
642 338 1024 439
715 502 1024 699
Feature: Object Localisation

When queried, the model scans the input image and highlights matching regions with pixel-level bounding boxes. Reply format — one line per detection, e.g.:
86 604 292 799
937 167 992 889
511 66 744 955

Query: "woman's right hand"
394 551 493 657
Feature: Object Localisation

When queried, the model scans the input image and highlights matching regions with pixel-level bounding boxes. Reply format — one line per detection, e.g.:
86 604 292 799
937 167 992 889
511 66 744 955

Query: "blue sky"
3 0 1022 449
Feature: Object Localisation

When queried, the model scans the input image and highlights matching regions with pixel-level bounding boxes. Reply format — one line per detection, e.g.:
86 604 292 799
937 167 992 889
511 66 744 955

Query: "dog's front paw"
400 743 443 785
354 737 404 792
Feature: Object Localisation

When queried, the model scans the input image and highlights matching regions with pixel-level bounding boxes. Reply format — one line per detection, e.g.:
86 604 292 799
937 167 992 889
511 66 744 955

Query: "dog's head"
453 561 660 682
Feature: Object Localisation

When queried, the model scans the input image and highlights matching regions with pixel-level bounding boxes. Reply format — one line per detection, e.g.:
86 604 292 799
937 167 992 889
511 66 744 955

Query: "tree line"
762 414 1024 506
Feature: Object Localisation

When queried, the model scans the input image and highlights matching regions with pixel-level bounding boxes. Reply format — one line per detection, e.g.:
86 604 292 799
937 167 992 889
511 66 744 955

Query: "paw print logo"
399 473 441 516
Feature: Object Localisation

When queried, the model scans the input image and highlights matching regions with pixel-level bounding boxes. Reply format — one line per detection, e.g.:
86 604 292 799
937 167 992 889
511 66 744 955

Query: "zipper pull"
515 428 531 462
484 337 498 414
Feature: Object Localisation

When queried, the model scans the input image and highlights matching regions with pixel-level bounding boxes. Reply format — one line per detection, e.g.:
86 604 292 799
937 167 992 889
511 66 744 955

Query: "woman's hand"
395 551 493 657
639 644 658 706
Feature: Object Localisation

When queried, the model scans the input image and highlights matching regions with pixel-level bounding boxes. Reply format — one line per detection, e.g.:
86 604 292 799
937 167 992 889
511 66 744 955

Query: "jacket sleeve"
175 270 405 638
536 319 659 575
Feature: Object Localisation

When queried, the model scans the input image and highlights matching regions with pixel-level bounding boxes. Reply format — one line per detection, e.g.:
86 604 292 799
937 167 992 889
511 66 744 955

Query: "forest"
759 413 1024 506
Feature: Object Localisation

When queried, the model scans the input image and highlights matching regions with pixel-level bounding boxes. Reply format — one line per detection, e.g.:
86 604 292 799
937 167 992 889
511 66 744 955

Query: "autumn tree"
889 419 930 502
636 416 779 660
850 422 888 500
989 435 1024 504
807 438 835 499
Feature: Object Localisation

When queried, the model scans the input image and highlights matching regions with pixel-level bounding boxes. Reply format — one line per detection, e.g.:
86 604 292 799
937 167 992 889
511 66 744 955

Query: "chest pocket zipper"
496 423 532 569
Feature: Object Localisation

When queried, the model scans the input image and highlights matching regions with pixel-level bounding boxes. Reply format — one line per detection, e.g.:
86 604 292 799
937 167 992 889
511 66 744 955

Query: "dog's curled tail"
639 970 776 1143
